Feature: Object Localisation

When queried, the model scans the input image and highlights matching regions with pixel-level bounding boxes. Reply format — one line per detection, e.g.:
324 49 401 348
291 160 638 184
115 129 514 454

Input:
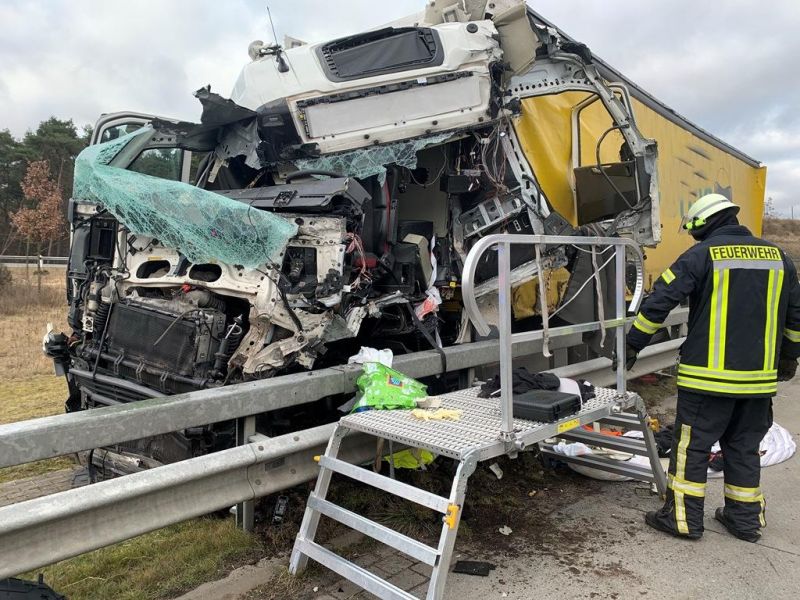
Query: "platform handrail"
460 233 645 442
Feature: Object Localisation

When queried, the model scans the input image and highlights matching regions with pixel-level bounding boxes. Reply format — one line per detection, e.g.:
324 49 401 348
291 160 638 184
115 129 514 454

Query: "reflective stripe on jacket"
627 224 800 398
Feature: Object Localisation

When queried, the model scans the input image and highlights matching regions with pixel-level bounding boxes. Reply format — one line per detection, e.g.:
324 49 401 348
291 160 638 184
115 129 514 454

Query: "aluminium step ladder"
291 233 665 599
289 386 666 599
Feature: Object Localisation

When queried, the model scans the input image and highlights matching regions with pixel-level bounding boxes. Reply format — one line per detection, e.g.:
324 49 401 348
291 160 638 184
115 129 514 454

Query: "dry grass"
763 217 800 261
0 269 69 380
23 518 262 600
0 270 74 482
0 376 67 424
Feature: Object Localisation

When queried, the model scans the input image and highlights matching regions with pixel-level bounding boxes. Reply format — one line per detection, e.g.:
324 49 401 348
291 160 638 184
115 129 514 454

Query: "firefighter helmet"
682 193 739 231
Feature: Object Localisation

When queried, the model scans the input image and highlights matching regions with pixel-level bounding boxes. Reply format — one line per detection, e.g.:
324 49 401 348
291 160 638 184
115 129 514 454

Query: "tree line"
1 118 91 257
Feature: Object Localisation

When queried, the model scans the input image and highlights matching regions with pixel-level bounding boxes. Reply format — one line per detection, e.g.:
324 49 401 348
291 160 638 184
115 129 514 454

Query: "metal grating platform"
341 386 639 461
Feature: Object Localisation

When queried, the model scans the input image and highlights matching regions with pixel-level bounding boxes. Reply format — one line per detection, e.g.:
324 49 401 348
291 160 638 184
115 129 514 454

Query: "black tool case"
512 390 581 422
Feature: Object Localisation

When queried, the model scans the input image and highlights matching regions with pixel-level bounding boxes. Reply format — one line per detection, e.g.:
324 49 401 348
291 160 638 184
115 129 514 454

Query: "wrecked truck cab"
56 2 664 466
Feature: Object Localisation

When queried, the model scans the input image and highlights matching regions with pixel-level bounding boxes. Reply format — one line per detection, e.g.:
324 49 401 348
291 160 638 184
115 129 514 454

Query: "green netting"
294 132 452 185
73 127 297 269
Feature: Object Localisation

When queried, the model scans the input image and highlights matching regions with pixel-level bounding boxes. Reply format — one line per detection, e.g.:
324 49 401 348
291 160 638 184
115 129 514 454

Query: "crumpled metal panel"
294 132 452 185
73 127 297 269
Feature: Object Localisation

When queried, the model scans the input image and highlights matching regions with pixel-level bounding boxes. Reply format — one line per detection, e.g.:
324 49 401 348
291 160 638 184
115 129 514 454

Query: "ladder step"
557 430 649 456
295 538 420 600
540 446 658 483
319 456 450 514
598 412 644 429
308 494 439 566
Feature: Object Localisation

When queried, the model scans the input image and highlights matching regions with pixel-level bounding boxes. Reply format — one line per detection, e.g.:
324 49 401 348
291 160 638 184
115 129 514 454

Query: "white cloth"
707 421 796 478
347 346 393 367
557 422 796 481
557 377 582 398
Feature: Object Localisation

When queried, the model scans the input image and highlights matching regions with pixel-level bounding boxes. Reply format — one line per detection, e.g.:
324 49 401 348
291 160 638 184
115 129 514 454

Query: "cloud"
0 0 418 135
1 0 796 214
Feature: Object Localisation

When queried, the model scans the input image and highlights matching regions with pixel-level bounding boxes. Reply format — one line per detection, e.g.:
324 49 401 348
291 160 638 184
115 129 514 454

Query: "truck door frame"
90 112 193 183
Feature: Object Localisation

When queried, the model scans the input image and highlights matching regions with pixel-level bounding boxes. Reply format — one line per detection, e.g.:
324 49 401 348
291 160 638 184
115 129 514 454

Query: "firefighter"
622 193 800 542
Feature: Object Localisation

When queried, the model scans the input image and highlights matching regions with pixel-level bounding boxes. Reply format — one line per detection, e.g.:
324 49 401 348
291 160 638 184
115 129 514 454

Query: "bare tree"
764 196 776 220
11 160 67 282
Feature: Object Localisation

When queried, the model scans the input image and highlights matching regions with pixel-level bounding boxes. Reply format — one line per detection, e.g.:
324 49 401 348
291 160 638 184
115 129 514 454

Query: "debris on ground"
272 495 289 525
488 463 504 480
452 560 497 577
0 575 65 600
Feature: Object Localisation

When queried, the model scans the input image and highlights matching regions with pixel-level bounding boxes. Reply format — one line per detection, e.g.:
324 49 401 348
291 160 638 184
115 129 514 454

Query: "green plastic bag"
351 363 427 413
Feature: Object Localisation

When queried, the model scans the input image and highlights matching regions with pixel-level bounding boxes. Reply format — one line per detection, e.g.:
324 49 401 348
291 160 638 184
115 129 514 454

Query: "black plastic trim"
316 27 445 83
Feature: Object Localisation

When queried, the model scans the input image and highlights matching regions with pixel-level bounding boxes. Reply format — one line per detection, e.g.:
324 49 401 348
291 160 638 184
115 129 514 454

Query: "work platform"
342 386 641 462
291 234 667 599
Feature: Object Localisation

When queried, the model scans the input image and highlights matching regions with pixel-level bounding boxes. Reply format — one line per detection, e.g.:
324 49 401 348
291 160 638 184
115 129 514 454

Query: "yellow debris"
410 408 463 421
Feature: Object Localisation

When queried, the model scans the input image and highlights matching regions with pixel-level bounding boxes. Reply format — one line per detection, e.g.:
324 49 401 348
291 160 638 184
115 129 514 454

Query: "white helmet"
682 193 739 231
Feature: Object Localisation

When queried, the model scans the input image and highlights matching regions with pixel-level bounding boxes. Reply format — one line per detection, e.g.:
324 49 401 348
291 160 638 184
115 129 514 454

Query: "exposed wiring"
475 123 509 194
72 208 109 229
345 232 371 289
255 264 305 332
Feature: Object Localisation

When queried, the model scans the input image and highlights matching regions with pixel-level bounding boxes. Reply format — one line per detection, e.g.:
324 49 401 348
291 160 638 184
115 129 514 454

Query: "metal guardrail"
0 255 68 266
0 336 683 579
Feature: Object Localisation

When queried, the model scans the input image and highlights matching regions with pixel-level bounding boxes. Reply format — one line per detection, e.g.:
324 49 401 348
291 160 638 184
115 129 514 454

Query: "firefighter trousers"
652 390 772 536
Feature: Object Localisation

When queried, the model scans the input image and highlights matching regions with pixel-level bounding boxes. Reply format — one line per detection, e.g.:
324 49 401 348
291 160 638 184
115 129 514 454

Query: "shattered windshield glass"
294 132 452 184
73 127 297 268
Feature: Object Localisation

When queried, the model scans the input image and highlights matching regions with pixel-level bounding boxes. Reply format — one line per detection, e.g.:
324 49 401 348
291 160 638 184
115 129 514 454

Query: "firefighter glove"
777 358 798 382
613 344 639 372
625 344 639 371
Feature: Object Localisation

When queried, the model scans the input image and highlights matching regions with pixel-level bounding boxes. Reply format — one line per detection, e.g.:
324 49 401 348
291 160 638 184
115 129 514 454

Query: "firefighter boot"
644 497 702 540
714 507 760 543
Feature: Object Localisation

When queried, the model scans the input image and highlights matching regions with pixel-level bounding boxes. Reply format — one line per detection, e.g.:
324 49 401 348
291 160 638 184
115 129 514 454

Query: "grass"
23 518 262 600
763 217 800 261
242 567 312 600
0 269 68 380
0 271 74 483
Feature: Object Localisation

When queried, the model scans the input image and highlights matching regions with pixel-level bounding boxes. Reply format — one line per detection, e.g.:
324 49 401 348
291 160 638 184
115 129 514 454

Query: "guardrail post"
235 415 257 531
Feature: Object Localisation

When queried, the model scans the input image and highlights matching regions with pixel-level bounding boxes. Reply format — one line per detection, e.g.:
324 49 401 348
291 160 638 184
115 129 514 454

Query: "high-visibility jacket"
628 224 800 398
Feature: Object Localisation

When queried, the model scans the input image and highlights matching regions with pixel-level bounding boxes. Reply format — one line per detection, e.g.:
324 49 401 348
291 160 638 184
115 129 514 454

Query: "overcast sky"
1 0 798 215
